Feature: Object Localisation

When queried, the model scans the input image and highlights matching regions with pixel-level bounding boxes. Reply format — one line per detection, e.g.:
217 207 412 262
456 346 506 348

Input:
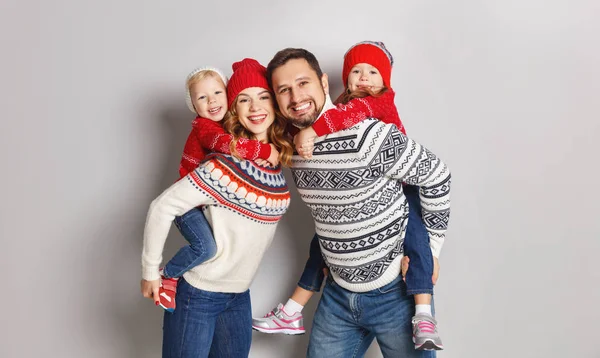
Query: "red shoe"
158 269 178 312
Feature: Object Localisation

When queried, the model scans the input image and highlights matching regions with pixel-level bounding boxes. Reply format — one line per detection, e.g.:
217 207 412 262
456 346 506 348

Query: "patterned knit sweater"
179 117 272 178
143 153 290 292
291 100 451 292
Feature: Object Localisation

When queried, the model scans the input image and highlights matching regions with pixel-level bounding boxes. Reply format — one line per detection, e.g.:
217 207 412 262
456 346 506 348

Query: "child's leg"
402 185 434 297
403 185 443 350
163 207 217 279
297 233 326 294
285 233 325 311
252 233 325 335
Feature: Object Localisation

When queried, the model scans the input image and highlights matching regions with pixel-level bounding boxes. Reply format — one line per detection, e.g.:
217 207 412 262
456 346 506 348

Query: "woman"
140 58 293 358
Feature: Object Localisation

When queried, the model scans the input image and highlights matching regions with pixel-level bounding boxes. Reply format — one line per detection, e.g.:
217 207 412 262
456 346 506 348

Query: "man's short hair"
266 48 324 90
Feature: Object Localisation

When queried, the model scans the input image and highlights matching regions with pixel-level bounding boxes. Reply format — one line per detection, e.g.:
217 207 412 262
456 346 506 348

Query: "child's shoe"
412 313 444 350
252 303 305 335
158 269 178 312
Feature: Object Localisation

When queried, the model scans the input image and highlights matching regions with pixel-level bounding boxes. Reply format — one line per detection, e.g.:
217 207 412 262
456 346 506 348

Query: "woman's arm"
142 170 218 281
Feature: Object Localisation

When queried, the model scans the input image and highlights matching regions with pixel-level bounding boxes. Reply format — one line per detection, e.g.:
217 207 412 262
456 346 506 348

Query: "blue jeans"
297 185 433 295
307 275 435 358
162 278 252 358
297 233 326 292
403 185 434 295
162 207 217 279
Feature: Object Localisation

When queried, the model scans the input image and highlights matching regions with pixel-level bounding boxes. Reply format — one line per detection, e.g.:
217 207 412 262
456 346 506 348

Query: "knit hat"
184 66 228 113
342 41 394 88
226 58 269 108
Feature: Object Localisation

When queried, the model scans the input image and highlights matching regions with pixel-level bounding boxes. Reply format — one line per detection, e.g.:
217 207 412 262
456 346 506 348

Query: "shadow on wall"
78 89 194 358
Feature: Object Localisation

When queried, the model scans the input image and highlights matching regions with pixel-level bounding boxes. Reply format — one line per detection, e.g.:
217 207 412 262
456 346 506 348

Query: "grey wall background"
1 0 599 357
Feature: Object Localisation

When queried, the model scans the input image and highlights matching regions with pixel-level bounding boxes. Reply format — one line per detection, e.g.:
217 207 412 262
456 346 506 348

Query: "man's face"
271 58 329 128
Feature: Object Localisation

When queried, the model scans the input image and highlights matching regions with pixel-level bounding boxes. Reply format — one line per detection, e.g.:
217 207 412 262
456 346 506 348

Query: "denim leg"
208 290 252 358
162 278 219 358
297 233 326 292
403 185 434 295
163 207 217 278
307 278 375 358
361 275 436 358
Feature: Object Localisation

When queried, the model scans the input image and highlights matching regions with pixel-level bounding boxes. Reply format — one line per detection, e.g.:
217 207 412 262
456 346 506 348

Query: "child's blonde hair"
184 67 228 113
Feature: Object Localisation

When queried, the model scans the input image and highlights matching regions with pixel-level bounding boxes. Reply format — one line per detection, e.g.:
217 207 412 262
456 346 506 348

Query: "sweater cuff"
258 143 271 160
429 236 444 258
312 119 329 137
142 265 161 281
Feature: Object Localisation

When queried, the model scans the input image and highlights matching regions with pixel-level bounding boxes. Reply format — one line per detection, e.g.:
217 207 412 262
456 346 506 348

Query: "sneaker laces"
413 315 437 334
263 304 284 318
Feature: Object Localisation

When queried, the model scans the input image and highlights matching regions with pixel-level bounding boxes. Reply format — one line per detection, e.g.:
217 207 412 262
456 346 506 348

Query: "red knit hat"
342 41 394 88
227 58 269 108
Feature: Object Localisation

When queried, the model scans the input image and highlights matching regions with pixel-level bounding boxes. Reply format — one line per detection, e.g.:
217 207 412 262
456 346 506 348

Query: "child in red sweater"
157 66 281 312
253 42 443 351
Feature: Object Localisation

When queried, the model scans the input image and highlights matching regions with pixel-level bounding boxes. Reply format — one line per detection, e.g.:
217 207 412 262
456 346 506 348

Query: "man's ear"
321 73 329 95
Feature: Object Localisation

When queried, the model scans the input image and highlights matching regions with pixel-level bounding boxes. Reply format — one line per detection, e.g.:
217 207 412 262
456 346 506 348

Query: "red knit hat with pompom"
342 41 394 88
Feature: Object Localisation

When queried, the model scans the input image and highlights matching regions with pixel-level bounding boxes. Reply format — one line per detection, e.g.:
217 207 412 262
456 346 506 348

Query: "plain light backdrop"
1 0 599 357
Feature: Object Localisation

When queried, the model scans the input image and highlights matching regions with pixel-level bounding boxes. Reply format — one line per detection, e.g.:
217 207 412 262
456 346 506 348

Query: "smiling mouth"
248 114 267 122
208 107 222 114
291 102 312 113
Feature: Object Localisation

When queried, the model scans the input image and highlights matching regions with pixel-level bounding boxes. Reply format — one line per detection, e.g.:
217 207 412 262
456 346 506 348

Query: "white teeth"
293 103 310 111
209 107 220 113
248 115 266 121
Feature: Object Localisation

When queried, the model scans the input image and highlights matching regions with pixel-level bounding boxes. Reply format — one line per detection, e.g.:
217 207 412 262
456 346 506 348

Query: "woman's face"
234 87 275 141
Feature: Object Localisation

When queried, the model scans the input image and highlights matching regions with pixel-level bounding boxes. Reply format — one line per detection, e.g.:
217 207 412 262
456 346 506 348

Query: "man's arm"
383 126 451 258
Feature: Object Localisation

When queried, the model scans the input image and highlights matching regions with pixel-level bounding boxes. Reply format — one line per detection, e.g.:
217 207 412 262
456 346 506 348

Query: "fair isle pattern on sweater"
291 119 450 291
189 153 290 223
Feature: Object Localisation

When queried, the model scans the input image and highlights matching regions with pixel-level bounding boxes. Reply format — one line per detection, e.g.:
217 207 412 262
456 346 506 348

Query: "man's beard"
289 107 319 129
286 92 326 129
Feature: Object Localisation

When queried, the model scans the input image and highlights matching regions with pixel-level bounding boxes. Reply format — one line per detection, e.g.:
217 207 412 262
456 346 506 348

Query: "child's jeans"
297 185 434 295
162 207 217 279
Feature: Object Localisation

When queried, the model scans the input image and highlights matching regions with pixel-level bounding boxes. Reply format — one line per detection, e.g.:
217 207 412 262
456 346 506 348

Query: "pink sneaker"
252 303 305 335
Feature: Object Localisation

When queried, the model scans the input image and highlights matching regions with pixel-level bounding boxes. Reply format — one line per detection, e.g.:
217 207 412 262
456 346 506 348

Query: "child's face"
347 63 384 92
189 76 228 121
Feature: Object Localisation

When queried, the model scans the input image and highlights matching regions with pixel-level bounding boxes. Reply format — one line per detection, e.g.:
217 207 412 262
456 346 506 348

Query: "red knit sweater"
312 90 406 137
179 117 272 178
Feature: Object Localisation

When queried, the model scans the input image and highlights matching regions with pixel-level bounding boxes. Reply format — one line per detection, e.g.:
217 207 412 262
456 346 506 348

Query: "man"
266 48 451 358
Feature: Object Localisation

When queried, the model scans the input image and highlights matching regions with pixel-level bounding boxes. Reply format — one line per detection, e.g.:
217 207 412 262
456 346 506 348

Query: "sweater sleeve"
382 125 451 258
313 90 406 136
179 127 204 178
141 167 219 281
196 121 272 161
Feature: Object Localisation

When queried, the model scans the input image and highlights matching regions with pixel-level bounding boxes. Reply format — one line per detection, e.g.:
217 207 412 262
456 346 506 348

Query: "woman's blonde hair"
334 86 389 105
223 94 293 167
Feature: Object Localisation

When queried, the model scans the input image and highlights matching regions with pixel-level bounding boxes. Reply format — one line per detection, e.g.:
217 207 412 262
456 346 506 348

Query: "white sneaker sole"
252 325 305 335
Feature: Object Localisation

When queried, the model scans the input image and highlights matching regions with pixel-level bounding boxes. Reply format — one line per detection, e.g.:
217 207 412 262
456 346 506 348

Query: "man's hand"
140 279 160 305
432 256 440 285
401 256 410 281
294 126 317 159
401 256 440 285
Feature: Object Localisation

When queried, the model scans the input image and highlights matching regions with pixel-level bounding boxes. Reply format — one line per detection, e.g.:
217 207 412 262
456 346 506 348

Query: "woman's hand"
140 279 160 305
294 127 317 159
